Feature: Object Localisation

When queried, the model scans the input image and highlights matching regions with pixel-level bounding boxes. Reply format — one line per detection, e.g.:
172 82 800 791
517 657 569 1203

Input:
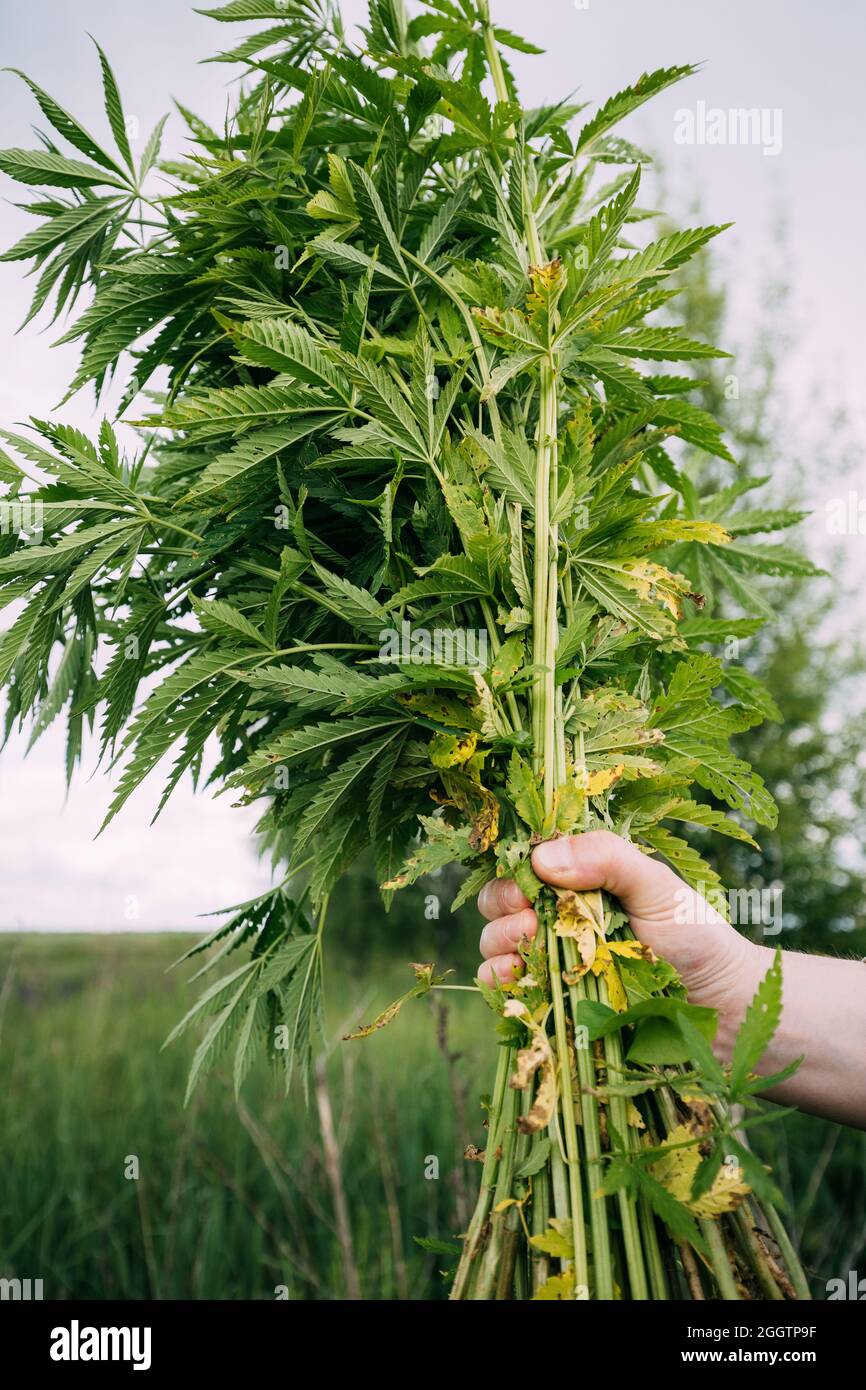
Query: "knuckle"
479 918 503 958
477 880 495 917
589 828 621 857
507 907 537 943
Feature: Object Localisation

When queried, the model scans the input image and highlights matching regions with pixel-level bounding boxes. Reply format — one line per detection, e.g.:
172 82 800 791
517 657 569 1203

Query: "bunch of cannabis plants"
0 0 818 1299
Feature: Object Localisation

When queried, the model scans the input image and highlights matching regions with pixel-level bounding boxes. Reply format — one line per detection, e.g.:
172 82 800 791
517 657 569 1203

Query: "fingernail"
532 839 573 873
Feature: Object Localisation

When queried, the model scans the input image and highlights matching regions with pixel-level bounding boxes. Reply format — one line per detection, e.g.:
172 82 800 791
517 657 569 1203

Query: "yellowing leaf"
507 749 545 834
549 778 585 835
555 887 605 940
510 1018 557 1134
531 1269 577 1300
472 806 499 851
590 937 650 1013
396 690 480 731
429 729 478 767
650 1123 751 1217
527 256 566 315
472 671 501 739
608 940 649 960
343 962 449 1039
343 998 403 1040
511 1027 549 1087
692 1172 752 1218
620 560 693 620
586 764 625 795
494 1197 520 1213
491 633 524 688
592 939 628 1011
556 886 607 985
438 769 500 852
529 1217 574 1260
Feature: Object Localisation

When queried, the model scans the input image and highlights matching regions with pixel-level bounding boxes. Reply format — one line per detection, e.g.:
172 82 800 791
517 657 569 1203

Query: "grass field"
0 933 863 1300
0 932 490 1300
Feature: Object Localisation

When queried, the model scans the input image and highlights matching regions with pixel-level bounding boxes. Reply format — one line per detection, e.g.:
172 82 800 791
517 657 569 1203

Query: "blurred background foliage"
1 218 865 1301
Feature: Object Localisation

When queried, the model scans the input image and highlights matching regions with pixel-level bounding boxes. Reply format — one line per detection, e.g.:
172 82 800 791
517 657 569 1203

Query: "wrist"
685 933 772 1064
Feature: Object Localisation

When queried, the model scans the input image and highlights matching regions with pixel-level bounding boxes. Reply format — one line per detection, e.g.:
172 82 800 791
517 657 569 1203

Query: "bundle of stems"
0 0 817 1299
439 5 808 1302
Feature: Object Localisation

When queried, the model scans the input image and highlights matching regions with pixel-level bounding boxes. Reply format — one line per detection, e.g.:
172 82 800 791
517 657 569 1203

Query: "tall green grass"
0 933 487 1300
0 933 862 1299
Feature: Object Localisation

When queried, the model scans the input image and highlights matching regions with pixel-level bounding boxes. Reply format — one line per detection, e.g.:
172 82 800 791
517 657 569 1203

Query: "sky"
0 0 863 928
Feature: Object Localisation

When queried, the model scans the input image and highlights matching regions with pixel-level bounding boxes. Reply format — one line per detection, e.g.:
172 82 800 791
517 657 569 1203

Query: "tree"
670 226 866 954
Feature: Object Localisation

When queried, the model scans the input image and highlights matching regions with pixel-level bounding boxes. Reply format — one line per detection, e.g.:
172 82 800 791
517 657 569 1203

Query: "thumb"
531 832 752 1009
531 829 684 923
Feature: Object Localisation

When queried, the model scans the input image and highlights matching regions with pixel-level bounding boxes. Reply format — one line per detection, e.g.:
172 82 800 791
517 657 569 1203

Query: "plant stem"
450 1043 513 1299
547 924 590 1293
568 968 616 1298
732 1206 785 1300
495 1087 533 1298
601 1008 650 1299
763 1202 812 1300
656 1083 741 1300
472 1076 520 1298
530 1152 551 1294
700 1216 741 1300
708 1096 809 1298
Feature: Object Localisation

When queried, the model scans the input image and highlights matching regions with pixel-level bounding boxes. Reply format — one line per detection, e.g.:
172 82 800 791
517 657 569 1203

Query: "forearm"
712 944 866 1129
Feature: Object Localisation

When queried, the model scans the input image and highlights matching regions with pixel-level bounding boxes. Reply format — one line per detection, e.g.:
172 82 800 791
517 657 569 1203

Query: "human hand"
477 829 866 1125
477 830 764 1037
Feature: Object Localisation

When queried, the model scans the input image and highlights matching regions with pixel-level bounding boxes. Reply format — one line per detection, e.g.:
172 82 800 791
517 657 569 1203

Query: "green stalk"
638 1190 670 1299
450 1043 513 1299
732 1206 785 1301
562 959 615 1298
481 0 551 774
530 1157 552 1294
451 8 562 1301
701 1217 741 1300
656 1084 740 1300
472 1078 520 1298
586 987 651 1314
763 1202 812 1300
484 1 591 1304
600 1005 650 1299
548 1134 572 1255
547 924 590 1293
532 372 556 776
708 1096 810 1300
495 1086 533 1298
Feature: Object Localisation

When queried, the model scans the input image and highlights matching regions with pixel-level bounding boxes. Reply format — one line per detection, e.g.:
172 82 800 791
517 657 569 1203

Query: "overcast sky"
0 0 863 928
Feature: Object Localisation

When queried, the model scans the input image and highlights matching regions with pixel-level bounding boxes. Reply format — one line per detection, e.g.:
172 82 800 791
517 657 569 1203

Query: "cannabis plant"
0 0 818 1299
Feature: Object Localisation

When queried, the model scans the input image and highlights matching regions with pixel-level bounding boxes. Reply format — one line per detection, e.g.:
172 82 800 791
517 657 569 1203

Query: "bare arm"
711 944 866 1127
